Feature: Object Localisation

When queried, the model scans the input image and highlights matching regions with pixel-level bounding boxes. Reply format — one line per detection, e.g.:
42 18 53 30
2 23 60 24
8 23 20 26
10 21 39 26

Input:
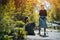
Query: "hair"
41 4 44 7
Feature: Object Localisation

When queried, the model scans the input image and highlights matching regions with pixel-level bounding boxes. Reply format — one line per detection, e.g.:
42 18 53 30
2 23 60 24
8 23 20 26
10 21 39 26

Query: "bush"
16 21 25 27
0 18 16 35
57 27 60 29
2 35 13 40
14 27 27 40
0 16 26 40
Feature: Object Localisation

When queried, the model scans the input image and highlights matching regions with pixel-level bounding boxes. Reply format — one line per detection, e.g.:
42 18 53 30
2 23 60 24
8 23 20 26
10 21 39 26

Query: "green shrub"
2 35 13 40
0 18 16 34
57 27 60 30
16 21 25 27
0 15 26 40
14 27 27 39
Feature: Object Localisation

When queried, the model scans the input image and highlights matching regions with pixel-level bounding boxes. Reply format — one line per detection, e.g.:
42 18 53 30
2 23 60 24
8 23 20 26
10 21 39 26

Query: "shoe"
44 33 46 36
37 33 40 35
39 34 42 36
37 33 42 36
41 35 48 37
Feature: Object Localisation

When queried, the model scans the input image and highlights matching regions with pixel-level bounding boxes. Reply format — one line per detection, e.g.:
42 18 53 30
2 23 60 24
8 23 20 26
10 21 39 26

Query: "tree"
0 0 15 32
14 0 37 22
46 0 60 21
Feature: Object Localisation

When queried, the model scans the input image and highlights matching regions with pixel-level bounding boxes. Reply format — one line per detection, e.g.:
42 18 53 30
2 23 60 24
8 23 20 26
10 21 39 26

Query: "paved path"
26 29 60 40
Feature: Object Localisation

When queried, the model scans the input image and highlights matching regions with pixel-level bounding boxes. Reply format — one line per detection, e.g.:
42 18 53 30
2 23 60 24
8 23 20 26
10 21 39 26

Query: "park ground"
26 29 60 40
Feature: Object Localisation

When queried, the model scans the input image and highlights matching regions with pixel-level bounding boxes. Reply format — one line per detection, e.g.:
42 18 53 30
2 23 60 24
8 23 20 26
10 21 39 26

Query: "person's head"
40 4 45 10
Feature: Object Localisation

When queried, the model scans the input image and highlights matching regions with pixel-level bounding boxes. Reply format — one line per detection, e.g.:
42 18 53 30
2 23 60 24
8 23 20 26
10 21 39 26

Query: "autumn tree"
46 0 60 21
14 0 38 22
0 0 15 31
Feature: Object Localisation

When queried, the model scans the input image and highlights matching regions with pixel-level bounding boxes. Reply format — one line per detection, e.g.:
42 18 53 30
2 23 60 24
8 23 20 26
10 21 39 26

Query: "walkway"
26 29 60 40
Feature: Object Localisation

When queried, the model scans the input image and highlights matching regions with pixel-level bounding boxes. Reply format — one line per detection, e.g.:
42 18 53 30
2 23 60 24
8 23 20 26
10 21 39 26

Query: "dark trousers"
39 16 47 36
39 28 46 36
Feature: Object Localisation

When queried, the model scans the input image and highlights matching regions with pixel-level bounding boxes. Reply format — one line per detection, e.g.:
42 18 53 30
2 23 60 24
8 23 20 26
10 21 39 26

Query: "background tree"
46 0 60 22
14 0 38 23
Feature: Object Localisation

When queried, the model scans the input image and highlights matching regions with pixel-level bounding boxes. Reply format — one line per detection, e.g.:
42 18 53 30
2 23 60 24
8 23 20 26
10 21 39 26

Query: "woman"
38 5 47 37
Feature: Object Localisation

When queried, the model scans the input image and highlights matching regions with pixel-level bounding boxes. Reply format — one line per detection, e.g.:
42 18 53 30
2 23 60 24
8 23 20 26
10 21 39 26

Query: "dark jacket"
39 10 47 16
